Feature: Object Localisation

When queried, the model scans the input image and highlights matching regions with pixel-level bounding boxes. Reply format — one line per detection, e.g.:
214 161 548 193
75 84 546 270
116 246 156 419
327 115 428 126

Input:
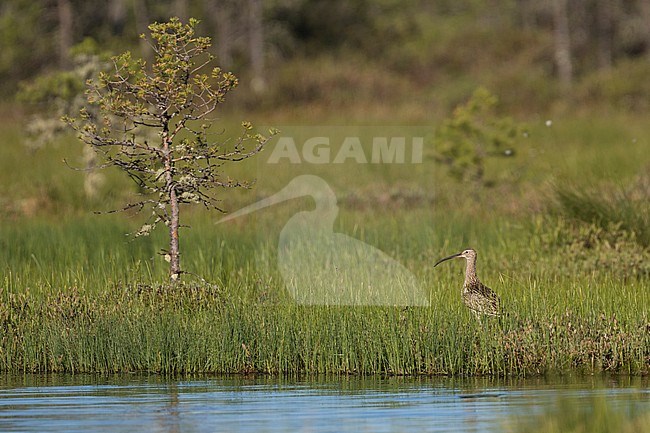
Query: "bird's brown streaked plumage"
434 248 501 318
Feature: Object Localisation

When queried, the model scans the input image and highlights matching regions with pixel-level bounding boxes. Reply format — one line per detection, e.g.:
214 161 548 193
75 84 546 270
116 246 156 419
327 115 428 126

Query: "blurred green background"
2 0 650 114
2 0 649 217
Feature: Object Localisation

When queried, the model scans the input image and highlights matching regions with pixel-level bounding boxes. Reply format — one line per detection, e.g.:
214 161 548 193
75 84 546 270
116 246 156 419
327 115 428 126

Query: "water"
0 375 648 432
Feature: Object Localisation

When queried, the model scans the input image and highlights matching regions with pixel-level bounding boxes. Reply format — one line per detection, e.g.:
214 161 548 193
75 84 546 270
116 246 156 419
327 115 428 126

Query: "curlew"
434 248 501 318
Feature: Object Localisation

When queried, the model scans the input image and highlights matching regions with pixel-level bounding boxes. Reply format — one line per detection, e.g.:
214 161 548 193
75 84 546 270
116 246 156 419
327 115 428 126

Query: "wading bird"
434 248 501 318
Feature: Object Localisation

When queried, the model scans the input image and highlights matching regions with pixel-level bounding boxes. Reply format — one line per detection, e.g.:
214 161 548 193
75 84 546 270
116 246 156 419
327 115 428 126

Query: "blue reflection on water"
0 376 648 433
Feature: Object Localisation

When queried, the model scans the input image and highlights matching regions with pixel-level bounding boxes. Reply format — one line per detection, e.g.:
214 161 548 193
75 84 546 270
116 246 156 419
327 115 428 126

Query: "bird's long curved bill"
434 252 461 267
217 184 298 224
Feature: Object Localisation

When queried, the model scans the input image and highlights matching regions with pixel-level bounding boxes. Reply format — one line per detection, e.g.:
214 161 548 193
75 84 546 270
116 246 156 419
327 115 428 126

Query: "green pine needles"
65 18 276 281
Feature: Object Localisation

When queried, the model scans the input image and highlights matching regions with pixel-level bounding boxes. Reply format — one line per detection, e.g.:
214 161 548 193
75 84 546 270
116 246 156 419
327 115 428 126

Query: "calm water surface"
0 375 648 432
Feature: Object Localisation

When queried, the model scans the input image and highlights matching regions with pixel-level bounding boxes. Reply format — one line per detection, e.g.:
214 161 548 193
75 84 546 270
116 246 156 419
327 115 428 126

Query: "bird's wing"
474 281 501 315
477 282 500 301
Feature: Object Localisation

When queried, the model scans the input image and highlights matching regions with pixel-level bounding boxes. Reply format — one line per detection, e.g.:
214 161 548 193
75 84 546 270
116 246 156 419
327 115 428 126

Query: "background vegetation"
2 0 650 115
0 0 649 376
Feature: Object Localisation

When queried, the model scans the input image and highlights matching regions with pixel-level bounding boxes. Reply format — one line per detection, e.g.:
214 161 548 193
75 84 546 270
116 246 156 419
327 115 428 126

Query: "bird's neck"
464 258 478 286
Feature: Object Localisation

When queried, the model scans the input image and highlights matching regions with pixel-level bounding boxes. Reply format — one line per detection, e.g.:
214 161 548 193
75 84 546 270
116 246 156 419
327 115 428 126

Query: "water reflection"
0 375 648 433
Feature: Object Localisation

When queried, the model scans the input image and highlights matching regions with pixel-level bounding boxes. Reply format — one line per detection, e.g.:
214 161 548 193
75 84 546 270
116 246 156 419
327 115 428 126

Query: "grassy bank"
1 210 649 375
1 109 649 375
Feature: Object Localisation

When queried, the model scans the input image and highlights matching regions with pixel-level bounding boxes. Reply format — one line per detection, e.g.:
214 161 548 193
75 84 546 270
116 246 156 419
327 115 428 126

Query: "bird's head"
434 248 476 267
458 248 476 260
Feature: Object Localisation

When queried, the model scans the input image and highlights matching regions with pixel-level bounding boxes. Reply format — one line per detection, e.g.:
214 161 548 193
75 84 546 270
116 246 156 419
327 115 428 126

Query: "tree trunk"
169 187 181 281
552 0 573 89
640 0 650 60
133 0 152 62
174 0 189 22
248 0 265 93
206 0 234 69
162 120 181 281
109 0 127 35
516 0 534 29
57 0 73 69
596 0 613 70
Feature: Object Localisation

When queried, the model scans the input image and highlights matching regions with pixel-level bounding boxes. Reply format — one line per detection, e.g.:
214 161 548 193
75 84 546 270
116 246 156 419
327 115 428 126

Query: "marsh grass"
1 112 649 375
1 212 649 375
3 285 649 375
555 182 650 248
